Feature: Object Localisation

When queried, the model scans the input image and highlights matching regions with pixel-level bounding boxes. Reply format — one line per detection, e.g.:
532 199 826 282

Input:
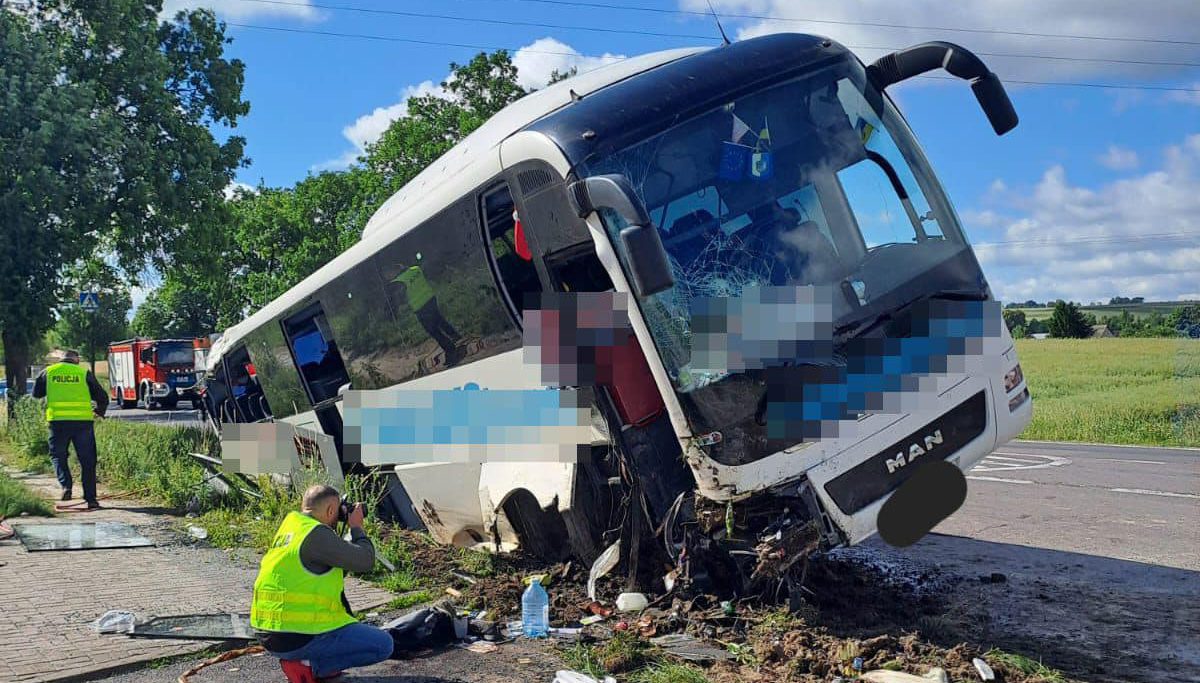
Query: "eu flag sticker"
750 152 773 181
718 142 751 180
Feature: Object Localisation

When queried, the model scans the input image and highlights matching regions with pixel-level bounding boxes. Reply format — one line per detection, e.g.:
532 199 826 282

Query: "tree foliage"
0 1 247 398
130 274 219 339
1047 301 1093 339
50 260 132 364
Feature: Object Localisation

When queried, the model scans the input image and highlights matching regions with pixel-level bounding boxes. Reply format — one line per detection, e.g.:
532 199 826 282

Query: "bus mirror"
867 41 1018 136
568 174 675 297
619 223 675 297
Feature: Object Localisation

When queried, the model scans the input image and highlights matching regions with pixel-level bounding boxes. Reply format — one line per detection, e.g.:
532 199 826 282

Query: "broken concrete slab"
13 521 154 551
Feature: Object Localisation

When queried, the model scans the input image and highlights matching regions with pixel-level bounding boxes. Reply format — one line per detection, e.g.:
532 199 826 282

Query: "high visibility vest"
395 265 434 311
44 363 93 422
250 512 357 634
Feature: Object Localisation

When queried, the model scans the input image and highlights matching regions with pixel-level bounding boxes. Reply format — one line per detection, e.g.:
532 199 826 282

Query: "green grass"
0 467 54 518
1015 338 1200 447
984 648 1067 683
561 633 711 683
628 663 711 683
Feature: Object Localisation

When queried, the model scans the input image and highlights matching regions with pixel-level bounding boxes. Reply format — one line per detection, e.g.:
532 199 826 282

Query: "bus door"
282 303 350 458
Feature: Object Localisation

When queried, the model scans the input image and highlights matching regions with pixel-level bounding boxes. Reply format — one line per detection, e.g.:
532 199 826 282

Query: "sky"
160 0 1200 307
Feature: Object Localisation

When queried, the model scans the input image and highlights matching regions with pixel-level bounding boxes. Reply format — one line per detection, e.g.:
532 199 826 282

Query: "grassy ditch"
0 467 54 518
1015 338 1200 447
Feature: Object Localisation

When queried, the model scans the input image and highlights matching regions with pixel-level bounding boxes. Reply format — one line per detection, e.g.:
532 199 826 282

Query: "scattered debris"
459 640 498 654
651 633 734 662
129 614 253 641
553 671 616 683
973 657 996 681
445 587 463 599
587 541 621 600
92 610 137 634
923 666 950 683
616 592 647 612
863 672 936 683
13 521 154 551
186 525 208 540
582 601 614 618
177 644 264 683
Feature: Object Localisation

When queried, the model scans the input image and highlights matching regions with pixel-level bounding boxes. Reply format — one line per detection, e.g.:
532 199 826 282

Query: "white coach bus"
203 33 1032 571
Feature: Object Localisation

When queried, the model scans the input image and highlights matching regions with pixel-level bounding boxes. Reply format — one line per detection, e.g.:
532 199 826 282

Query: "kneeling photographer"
251 484 393 683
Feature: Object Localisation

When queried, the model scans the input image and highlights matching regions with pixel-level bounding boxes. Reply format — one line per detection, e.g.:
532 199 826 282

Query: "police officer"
251 485 392 683
32 349 109 507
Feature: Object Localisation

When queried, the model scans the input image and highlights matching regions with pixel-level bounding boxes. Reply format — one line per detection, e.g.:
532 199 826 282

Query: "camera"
336 495 359 524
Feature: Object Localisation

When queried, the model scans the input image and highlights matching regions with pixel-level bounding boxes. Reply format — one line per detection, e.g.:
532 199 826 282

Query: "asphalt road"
946 440 1200 570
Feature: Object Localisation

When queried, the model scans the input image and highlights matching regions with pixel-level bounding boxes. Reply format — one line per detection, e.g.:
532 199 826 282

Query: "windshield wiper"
834 287 989 339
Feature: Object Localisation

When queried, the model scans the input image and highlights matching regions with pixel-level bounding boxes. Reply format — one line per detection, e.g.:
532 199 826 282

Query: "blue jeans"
48 421 97 503
269 623 393 677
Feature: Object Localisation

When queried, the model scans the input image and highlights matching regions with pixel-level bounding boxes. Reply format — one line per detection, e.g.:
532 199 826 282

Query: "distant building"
1091 324 1115 338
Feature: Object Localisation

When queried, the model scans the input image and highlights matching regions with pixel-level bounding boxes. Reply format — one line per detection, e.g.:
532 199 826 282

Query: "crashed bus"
202 33 1032 591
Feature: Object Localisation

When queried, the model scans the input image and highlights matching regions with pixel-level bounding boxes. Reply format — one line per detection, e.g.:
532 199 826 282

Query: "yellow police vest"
395 265 434 311
44 363 93 422
250 511 358 634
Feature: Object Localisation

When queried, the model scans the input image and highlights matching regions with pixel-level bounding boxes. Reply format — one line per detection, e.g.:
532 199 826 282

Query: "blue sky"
166 0 1200 305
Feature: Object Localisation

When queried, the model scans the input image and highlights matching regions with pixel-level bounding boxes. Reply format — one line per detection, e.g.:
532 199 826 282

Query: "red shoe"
279 659 317 683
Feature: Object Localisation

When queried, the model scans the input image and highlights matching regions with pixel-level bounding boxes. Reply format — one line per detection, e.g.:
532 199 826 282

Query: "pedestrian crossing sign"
79 292 99 312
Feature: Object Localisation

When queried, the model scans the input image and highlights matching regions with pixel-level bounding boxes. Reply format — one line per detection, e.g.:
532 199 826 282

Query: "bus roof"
207 45 706 371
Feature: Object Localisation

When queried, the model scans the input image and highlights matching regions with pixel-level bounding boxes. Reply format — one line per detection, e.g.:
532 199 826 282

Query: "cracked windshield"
584 60 978 394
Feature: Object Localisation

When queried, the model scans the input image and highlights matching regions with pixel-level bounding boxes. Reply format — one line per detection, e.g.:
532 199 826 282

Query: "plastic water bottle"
521 576 550 638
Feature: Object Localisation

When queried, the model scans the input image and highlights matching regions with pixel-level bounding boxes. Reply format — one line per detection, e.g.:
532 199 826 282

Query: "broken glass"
14 522 155 551
129 614 253 641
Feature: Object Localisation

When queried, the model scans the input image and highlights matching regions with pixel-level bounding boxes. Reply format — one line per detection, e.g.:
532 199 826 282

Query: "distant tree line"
1004 301 1200 339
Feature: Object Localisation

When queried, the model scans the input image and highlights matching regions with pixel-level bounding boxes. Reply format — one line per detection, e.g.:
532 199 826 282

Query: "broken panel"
129 614 253 641
14 522 155 551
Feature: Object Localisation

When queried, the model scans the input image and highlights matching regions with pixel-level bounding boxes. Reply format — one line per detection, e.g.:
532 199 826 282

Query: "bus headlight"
1003 364 1024 392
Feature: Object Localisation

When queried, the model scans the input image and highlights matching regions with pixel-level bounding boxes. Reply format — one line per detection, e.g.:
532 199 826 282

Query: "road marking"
967 475 1034 484
1109 488 1200 499
1095 458 1167 465
971 453 1070 473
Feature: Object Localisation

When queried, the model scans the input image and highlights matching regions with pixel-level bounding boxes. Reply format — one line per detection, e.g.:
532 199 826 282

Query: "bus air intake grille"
518 169 554 196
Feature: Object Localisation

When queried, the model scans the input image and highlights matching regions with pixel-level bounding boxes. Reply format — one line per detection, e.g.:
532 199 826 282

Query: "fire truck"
106 338 203 410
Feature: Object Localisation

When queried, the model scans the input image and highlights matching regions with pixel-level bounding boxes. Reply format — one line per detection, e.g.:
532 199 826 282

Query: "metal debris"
973 657 996 681
129 614 253 641
587 540 621 600
14 522 154 551
649 633 734 662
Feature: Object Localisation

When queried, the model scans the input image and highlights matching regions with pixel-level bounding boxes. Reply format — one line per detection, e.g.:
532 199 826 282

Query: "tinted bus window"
283 303 350 405
319 260 399 391
483 185 542 315
375 196 519 381
245 320 305 419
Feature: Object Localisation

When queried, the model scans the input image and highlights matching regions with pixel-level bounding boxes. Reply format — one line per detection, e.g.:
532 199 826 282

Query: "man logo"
885 429 944 474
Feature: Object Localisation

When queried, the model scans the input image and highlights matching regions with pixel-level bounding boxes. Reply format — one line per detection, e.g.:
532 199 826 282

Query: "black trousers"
48 421 98 503
415 299 461 363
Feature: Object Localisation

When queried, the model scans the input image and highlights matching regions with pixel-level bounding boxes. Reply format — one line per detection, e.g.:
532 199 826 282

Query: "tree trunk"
2 328 32 418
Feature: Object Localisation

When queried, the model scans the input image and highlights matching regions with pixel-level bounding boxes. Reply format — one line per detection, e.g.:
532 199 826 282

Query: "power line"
225 23 1200 94
232 0 1200 68
461 0 1200 47
973 231 1200 248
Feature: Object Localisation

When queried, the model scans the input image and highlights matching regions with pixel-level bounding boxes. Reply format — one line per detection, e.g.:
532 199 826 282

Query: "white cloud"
318 38 621 170
1098 145 1139 171
161 0 319 20
223 181 255 200
688 1 1200 84
971 133 1200 303
512 38 625 90
1166 82 1200 106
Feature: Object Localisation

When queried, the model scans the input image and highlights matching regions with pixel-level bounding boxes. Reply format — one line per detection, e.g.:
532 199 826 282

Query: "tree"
1002 309 1027 333
50 261 132 366
0 3 247 403
548 66 578 84
130 275 220 339
1046 301 1092 338
1169 304 1200 338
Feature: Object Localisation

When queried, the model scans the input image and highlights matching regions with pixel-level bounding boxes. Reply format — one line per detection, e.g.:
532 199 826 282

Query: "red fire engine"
106 338 203 410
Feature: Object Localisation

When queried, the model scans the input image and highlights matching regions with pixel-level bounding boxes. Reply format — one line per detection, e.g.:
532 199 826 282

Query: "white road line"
984 455 1046 464
1109 488 1200 499
1095 458 1167 465
967 475 1034 484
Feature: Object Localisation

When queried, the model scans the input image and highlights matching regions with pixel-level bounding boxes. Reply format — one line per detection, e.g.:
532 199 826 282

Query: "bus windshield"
581 56 987 395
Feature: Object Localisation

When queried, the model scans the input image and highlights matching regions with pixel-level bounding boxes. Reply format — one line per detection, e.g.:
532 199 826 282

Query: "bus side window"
283 303 350 405
482 184 542 316
545 243 614 293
